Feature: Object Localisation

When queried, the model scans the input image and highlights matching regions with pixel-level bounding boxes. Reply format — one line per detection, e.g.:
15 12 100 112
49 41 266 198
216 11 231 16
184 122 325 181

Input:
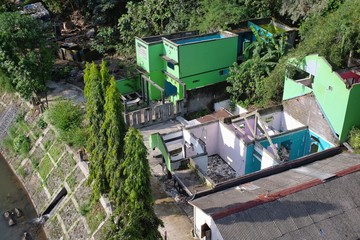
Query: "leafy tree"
261 0 359 106
108 128 162 240
192 0 279 32
117 0 197 55
84 61 111 198
227 30 288 107
279 0 344 23
0 12 54 99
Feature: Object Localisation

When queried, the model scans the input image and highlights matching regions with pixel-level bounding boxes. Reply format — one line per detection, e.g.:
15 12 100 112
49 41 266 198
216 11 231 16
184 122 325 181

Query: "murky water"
0 154 47 240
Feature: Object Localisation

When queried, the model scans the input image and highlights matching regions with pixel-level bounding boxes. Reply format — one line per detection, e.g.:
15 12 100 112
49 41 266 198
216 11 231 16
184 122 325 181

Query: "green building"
118 18 296 114
283 54 360 142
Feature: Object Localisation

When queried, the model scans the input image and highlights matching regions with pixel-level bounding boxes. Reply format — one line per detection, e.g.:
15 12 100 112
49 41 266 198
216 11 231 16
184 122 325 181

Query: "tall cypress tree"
84 61 111 198
111 128 162 240
102 77 127 200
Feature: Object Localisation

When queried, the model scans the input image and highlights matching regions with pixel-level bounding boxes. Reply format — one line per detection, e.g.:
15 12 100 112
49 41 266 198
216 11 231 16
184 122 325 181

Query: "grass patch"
85 202 106 233
17 166 26 178
38 155 54 180
48 142 64 162
66 174 77 190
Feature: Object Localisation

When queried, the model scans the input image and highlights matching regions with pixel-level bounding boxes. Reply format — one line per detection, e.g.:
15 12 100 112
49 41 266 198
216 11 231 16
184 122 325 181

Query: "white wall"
281 112 304 131
192 155 208 174
214 99 248 115
187 122 219 156
194 207 224 240
261 148 278 170
218 123 247 176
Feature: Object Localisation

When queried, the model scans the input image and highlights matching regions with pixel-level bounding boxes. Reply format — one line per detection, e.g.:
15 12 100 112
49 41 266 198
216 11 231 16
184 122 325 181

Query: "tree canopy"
0 12 54 99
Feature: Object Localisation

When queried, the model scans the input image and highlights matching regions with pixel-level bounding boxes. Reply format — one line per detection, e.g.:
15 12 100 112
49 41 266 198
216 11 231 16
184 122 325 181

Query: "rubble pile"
207 155 236 183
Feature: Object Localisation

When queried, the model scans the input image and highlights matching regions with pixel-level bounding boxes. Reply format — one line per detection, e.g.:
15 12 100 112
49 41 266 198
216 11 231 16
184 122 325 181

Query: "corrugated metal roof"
215 170 360 239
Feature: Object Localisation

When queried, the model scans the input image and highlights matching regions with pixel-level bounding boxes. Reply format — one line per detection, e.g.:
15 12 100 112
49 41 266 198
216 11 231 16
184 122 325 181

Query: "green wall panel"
178 37 237 78
135 39 150 72
342 84 360 141
181 68 229 90
282 77 313 100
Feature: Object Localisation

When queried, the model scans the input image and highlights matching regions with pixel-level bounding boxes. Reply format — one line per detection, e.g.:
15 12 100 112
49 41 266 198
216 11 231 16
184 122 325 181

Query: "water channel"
0 154 47 240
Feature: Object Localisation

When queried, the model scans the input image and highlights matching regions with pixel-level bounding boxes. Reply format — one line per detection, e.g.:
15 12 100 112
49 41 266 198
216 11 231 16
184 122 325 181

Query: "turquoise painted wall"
282 76 313 100
245 144 260 174
304 130 333 154
259 129 308 161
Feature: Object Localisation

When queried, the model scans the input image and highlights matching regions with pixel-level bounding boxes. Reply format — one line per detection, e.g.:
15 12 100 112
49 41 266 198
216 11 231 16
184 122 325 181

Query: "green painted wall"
149 133 172 171
342 84 360 141
309 55 349 141
282 55 360 142
181 68 229 90
178 37 237 78
115 78 141 95
135 39 150 72
282 76 313 100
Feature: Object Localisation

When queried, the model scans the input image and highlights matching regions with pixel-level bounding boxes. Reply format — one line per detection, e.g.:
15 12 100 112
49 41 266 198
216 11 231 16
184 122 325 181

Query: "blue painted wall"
259 129 308 161
245 144 260 174
304 130 333 154
244 128 334 175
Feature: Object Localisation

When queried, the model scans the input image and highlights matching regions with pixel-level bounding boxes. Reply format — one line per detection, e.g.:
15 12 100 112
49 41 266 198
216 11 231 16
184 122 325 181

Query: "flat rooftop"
167 31 237 45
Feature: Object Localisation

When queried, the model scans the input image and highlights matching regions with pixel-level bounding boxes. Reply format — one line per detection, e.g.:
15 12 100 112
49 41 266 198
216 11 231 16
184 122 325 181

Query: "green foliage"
47 101 83 132
37 117 48 130
227 31 288 107
103 79 127 199
192 0 277 32
39 155 54 180
349 127 360 154
79 202 91 216
90 27 118 54
280 0 344 23
117 0 196 55
0 12 54 99
263 0 360 105
108 128 162 240
84 61 112 198
18 166 27 178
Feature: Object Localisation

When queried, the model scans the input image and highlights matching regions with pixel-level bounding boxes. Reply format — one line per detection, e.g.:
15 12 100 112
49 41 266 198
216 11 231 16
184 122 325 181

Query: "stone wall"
0 92 110 240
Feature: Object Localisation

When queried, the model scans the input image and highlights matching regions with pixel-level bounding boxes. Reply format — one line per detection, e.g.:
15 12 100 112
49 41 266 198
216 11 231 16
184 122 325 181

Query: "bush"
37 117 48 129
46 101 84 132
349 127 360 153
13 134 31 155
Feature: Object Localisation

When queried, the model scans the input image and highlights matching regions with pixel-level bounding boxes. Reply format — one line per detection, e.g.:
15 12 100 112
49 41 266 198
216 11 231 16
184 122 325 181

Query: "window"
167 62 175 70
219 69 229 76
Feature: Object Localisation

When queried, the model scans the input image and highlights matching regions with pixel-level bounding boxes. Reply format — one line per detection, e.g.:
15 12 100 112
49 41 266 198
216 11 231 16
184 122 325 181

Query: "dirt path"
141 121 194 240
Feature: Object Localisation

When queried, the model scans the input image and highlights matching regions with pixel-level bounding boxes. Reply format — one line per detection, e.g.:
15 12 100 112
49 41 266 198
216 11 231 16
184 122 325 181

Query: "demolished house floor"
207 154 237 183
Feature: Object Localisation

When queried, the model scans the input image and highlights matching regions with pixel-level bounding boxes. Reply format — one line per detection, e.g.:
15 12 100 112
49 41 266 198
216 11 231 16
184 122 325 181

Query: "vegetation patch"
38 154 54 180
48 141 64 162
349 127 360 153
85 202 106 233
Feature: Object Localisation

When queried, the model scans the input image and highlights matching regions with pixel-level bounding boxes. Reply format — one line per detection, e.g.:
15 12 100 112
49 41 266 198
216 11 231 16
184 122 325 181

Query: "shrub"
349 127 360 153
13 134 31 154
37 117 48 129
46 101 83 132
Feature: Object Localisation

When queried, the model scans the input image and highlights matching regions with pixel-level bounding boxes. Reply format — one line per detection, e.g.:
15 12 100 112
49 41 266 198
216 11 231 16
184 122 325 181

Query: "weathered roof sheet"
190 152 360 239
216 170 360 240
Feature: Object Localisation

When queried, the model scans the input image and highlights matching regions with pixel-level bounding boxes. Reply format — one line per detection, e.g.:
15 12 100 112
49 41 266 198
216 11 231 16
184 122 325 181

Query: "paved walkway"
141 121 194 240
